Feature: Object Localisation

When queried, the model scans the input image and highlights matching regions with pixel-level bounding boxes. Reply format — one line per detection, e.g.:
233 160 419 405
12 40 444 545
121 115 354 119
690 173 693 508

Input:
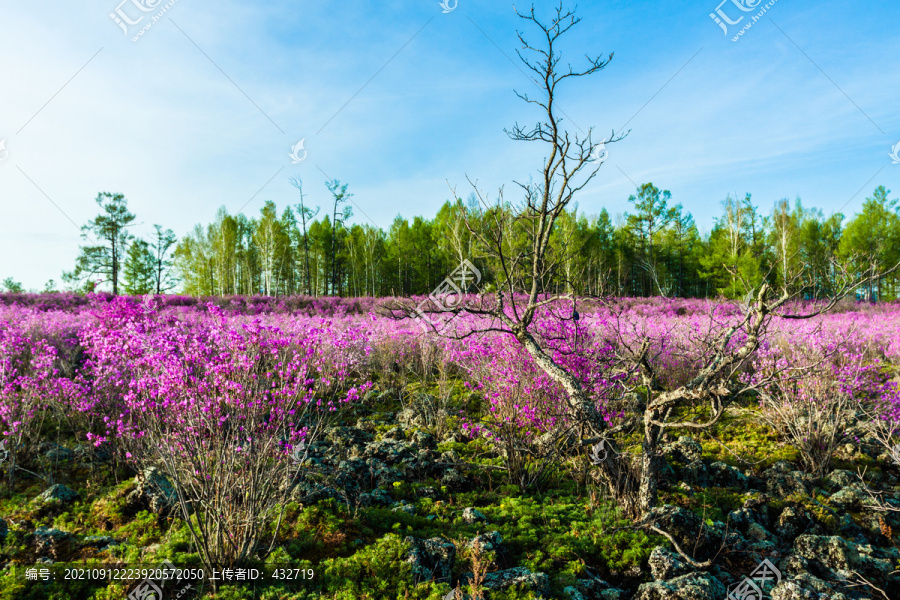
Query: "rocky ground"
2 388 900 599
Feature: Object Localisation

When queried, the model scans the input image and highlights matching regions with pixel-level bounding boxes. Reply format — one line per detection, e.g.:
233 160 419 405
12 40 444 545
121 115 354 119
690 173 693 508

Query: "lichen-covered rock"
364 457 406 486
576 576 614 597
682 460 709 488
563 586 585 600
776 506 812 542
416 486 439 498
764 462 809 497
769 573 841 600
365 440 417 464
462 507 487 524
793 535 860 573
392 502 416 516
825 469 856 489
646 505 718 560
778 554 810 577
708 462 748 489
34 527 71 555
410 430 437 449
648 546 691 581
467 531 503 554
382 426 406 441
828 483 867 510
325 425 372 448
126 468 177 514
405 537 455 583
40 443 75 462
38 484 79 505
442 468 468 491
727 507 760 533
465 567 550 596
663 436 704 463
359 488 393 506
745 522 772 542
80 535 117 550
633 572 726 600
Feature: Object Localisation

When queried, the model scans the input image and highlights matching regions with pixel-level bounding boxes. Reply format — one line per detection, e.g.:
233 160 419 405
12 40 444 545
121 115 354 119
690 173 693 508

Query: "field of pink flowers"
4 293 900 598
2 292 899 454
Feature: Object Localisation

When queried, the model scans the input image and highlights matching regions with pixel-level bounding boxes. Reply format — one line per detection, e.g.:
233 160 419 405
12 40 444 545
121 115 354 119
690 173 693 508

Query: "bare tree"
452 2 622 427
289 177 319 296
390 5 897 570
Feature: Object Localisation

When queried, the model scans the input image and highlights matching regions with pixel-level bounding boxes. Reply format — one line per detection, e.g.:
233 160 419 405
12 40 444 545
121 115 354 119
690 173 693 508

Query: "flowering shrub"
0 318 82 484
74 297 371 571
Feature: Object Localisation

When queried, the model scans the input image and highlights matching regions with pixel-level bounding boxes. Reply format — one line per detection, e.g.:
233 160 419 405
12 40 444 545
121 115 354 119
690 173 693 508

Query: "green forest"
17 182 896 302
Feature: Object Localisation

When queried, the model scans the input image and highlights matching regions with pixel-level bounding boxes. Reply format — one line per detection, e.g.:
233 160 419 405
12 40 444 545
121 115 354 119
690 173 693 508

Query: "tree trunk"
638 405 664 515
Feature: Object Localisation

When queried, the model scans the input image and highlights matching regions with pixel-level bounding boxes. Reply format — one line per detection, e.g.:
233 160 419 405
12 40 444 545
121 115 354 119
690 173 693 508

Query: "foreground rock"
34 527 71 557
463 567 550 597
633 572 726 600
405 537 455 584
38 484 79 505
648 546 692 581
126 467 177 514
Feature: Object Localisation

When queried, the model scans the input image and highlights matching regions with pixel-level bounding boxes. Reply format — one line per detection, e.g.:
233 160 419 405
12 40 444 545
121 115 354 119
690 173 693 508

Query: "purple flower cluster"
1 294 898 460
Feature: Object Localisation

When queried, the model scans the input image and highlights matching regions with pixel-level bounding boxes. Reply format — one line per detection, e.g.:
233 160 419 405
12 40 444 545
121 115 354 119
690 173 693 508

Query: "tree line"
2 183 898 301
169 181 900 301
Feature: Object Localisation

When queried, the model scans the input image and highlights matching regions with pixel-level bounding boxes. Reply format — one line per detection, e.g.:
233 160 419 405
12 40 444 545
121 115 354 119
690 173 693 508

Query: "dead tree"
600 262 899 523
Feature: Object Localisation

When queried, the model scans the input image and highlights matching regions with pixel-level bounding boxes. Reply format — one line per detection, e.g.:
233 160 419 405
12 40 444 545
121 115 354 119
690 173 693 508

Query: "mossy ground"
0 384 893 599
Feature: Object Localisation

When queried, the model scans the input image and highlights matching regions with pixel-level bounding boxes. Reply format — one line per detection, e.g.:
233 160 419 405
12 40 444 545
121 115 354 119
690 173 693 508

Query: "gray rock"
763 462 809 496
793 535 860 572
126 467 177 514
825 469 856 489
600 590 627 600
467 531 503 554
405 537 455 583
682 460 709 488
646 505 718 560
828 484 867 509
465 567 549 596
38 484 79 504
776 506 812 542
663 436 704 463
633 572 726 600
648 546 692 581
442 468 467 491
392 503 417 516
708 462 748 489
564 586 586 600
34 527 70 555
462 507 487 524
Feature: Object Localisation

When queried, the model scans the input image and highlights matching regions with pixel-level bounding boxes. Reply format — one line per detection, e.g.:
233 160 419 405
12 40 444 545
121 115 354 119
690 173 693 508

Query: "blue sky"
1 0 899 290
